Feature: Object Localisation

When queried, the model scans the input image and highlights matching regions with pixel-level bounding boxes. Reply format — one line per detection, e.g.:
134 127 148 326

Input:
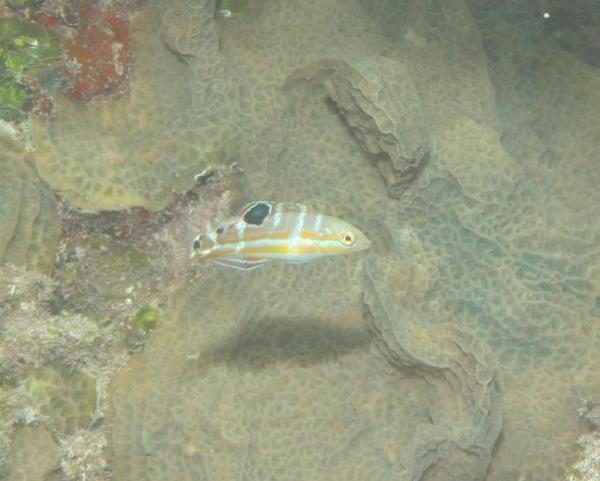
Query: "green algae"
56 233 153 321
126 304 161 350
131 305 160 333
84 235 150 302
3 0 42 11
0 16 62 80
216 0 249 14
0 71 27 122
0 14 62 122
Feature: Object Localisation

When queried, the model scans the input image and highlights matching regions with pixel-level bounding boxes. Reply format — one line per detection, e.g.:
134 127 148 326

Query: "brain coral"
104 0 599 480
108 3 500 480
111 255 498 481
22 363 96 436
286 56 430 198
0 144 61 274
364 253 502 480
8 426 60 481
31 0 237 212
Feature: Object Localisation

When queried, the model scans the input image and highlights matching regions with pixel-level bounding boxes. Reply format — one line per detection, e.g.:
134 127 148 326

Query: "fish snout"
353 229 371 252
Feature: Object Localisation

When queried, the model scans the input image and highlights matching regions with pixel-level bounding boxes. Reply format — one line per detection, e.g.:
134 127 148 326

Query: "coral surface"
363 254 502 480
0 169 232 479
564 432 600 481
286 56 430 198
0 144 61 274
31 0 237 211
22 363 96 435
106 0 599 480
7 426 60 481
3 0 599 480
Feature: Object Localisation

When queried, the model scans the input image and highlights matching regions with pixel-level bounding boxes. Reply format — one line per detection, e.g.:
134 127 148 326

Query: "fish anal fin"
284 258 310 265
211 257 267 271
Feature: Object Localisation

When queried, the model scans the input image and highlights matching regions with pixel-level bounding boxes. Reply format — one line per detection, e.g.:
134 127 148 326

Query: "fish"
191 201 371 270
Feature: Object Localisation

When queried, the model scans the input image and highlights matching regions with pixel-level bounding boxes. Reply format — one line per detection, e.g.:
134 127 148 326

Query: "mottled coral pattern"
106 1 599 481
2 0 598 480
0 146 61 274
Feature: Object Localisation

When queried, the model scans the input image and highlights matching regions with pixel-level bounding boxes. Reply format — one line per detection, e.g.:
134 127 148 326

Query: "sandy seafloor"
1 0 599 480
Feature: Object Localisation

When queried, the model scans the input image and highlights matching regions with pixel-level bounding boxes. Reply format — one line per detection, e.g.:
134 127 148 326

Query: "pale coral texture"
107 0 600 479
4 0 596 480
31 0 235 212
0 145 61 274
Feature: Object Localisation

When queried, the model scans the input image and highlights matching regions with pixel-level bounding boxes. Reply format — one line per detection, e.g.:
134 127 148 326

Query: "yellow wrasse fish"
191 201 371 270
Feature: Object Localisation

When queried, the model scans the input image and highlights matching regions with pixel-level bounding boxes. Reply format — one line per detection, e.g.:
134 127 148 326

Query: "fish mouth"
355 230 372 251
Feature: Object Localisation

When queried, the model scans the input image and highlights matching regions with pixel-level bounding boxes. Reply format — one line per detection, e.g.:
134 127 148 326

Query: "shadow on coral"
201 317 371 371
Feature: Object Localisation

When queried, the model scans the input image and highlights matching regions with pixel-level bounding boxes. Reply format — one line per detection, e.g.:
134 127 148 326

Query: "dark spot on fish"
216 227 224 234
244 202 271 226
193 239 201 249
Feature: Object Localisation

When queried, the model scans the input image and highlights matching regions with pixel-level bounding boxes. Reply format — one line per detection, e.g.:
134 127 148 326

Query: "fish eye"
341 231 356 246
193 238 201 250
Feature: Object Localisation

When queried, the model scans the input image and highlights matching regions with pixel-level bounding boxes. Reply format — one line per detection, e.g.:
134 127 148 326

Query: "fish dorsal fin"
228 169 260 214
277 202 309 213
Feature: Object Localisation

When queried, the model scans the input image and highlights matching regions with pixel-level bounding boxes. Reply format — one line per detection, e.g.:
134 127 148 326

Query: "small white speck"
542 12 550 19
125 298 132 305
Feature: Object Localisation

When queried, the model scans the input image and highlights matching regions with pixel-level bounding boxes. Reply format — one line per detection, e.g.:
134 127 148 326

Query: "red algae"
63 0 131 101
22 78 54 117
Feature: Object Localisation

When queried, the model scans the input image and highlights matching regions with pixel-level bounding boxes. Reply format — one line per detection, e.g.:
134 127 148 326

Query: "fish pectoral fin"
211 257 267 271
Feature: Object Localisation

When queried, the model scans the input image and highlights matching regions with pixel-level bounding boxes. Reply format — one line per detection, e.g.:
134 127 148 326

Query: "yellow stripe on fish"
191 201 371 270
